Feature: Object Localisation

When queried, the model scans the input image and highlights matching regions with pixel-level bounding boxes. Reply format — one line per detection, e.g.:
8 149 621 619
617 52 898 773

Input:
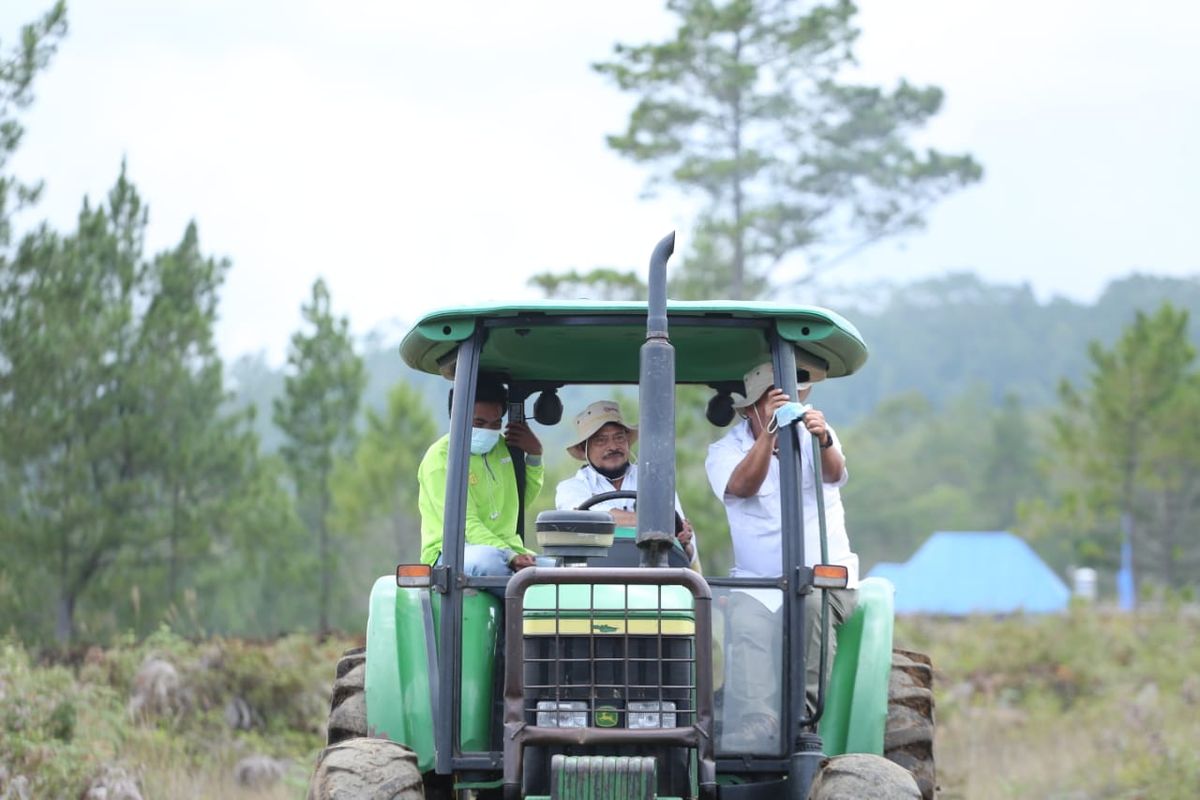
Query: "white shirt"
556 463 699 567
705 420 858 594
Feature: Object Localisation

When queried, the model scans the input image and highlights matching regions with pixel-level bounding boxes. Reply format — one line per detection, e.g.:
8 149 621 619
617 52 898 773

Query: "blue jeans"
436 545 513 598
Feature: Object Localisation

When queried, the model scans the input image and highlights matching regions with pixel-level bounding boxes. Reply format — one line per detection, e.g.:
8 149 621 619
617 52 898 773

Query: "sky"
3 0 1198 364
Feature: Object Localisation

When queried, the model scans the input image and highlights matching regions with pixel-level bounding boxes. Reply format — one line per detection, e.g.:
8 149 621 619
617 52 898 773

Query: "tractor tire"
307 738 424 800
327 647 367 745
809 753 921 800
318 647 453 798
885 648 936 800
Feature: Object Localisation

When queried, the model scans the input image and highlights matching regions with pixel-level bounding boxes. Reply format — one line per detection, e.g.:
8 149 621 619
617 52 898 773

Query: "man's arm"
417 452 447 565
706 439 741 502
475 500 529 554
465 460 535 559
724 430 776 497
725 389 792 497
524 461 545 505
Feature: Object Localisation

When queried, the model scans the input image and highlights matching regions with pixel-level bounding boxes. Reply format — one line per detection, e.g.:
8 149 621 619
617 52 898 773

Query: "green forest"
3 2 1199 651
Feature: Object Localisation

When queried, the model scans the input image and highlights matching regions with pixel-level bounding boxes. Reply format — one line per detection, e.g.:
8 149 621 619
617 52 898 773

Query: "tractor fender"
819 576 895 755
364 576 502 772
364 575 438 771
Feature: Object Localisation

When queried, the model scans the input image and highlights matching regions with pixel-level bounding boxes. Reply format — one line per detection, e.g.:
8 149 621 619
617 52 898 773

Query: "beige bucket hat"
731 362 775 409
731 361 817 409
566 400 638 460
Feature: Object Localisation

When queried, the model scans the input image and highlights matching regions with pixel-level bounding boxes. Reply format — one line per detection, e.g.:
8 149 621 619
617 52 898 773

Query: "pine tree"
1048 304 1198 594
0 168 287 643
594 0 981 297
0 173 152 643
0 3 66 248
274 279 365 636
327 381 436 627
129 221 285 627
332 381 436 560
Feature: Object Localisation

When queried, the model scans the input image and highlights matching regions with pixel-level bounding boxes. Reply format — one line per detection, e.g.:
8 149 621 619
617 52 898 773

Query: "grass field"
899 605 1200 799
3 605 1198 798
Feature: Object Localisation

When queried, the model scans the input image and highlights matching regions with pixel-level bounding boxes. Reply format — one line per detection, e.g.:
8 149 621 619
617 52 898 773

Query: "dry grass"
136 750 315 800
6 607 1199 798
900 606 1200 799
0 630 352 799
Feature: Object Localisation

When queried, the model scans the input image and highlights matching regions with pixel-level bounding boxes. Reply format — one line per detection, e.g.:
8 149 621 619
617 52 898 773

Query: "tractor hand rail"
792 423 832 730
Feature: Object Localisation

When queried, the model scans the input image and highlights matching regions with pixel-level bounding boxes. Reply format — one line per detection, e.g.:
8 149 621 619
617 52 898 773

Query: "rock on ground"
128 658 185 720
79 765 143 800
234 755 287 791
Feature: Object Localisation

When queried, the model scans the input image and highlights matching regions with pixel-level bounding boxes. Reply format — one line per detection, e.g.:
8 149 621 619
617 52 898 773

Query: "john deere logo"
592 623 618 633
595 707 619 728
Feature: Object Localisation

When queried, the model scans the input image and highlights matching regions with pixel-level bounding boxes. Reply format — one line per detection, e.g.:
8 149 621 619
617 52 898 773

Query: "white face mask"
469 427 502 455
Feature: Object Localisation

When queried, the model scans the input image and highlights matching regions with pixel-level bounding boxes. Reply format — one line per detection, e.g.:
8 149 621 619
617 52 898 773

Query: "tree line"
0 158 437 644
0 157 436 643
0 6 435 644
3 0 1196 651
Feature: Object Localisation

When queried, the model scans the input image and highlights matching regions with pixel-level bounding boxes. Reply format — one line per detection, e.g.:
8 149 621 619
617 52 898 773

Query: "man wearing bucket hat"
555 400 700 570
705 362 858 751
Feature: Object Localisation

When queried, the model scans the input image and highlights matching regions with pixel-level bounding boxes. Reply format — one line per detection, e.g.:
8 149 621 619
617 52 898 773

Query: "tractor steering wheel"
577 490 685 536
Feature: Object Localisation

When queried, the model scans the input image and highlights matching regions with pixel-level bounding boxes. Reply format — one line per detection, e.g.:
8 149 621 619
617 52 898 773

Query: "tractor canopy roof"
400 300 868 384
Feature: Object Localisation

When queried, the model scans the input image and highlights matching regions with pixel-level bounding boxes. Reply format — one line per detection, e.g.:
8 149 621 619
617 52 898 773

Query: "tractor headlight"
536 700 588 728
627 701 676 729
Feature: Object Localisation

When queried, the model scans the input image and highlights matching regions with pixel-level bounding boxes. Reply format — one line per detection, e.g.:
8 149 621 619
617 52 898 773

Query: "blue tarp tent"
867 531 1070 615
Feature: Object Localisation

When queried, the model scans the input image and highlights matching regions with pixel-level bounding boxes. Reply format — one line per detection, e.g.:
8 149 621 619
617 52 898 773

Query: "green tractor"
307 234 934 799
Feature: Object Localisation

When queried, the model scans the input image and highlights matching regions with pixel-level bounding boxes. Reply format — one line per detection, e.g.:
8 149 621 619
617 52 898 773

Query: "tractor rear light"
812 564 849 589
628 701 676 729
535 701 588 728
396 564 431 588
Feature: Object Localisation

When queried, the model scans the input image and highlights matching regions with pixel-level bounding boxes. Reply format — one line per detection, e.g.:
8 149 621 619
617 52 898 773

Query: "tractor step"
548 754 658 799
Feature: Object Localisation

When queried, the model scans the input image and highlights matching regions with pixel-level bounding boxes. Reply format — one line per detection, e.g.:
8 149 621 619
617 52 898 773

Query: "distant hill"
809 272 1200 423
228 271 1200 445
227 339 449 454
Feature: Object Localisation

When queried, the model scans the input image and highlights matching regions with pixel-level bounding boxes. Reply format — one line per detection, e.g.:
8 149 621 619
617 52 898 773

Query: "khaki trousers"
725 587 858 722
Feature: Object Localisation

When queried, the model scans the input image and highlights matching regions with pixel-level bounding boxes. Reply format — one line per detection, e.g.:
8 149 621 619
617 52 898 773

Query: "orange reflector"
396 564 432 588
812 564 849 589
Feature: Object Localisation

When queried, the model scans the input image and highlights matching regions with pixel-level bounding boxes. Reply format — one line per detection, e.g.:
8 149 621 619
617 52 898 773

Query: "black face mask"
590 459 629 481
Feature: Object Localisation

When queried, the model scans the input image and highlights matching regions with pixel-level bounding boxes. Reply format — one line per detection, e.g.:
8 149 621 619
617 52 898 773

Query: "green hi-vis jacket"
418 433 544 566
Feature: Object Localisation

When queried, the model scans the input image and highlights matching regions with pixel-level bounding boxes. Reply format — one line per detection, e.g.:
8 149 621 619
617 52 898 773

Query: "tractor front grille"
520 583 697 730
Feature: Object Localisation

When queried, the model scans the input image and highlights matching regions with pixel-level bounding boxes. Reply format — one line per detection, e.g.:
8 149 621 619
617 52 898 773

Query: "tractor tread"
307 738 423 800
327 654 368 746
885 647 937 800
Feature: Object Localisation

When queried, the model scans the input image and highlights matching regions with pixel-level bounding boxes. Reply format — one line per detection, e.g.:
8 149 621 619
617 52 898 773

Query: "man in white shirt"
705 362 859 752
556 400 700 570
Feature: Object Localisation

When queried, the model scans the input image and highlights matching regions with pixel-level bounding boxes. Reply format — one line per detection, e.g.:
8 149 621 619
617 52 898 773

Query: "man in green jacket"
418 375 544 575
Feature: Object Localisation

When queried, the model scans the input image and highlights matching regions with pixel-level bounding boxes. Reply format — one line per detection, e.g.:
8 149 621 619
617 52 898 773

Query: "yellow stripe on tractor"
522 618 696 636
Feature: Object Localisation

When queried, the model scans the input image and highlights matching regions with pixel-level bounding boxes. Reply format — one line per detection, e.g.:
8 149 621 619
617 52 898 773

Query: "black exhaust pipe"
636 232 677 568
